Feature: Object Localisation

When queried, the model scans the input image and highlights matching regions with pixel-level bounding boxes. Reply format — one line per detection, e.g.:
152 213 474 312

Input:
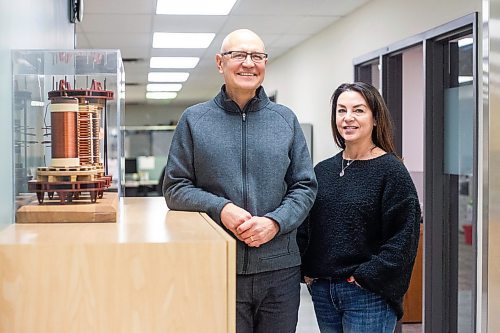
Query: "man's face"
216 34 267 95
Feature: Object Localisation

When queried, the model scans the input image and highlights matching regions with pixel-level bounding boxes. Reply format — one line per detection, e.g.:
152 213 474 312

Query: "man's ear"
216 55 223 73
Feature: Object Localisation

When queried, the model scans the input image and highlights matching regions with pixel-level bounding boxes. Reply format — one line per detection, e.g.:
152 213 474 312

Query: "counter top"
2 197 224 244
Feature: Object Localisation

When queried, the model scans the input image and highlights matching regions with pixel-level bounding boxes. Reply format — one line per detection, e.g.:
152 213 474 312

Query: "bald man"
163 29 317 332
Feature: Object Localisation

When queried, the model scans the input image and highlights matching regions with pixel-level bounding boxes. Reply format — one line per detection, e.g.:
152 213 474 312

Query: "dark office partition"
382 54 403 157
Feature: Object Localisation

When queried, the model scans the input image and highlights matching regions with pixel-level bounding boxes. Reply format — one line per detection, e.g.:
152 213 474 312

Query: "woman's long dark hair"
330 82 397 156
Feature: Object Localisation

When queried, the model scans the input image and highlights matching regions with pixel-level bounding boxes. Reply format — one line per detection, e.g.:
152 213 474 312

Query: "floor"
296 284 320 333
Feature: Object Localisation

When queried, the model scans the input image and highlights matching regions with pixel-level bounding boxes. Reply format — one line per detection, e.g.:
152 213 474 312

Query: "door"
425 26 477 333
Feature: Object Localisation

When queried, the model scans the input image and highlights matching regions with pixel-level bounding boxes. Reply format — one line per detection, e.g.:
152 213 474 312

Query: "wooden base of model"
16 191 118 223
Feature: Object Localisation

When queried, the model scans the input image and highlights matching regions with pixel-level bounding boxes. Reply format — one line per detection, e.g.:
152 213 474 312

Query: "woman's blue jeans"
309 278 397 333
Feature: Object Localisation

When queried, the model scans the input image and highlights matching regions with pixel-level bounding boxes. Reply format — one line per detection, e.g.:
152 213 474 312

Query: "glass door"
424 26 477 333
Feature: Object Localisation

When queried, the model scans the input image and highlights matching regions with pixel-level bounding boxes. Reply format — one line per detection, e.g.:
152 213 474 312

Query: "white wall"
402 45 425 201
402 45 424 172
0 0 74 227
263 0 480 164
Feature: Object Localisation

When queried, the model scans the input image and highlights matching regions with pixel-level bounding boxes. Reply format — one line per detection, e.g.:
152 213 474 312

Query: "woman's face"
335 90 376 146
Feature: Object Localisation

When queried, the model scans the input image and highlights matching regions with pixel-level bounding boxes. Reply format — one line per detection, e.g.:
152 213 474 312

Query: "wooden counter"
0 197 235 333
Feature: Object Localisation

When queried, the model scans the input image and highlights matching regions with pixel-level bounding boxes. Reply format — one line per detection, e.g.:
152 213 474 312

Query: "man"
163 29 317 333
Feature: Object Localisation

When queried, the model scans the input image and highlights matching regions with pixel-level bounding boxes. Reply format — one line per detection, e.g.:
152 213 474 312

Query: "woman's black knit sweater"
298 152 421 320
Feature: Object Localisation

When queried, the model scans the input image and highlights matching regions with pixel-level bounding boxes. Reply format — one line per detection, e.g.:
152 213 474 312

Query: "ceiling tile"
232 0 325 16
153 15 227 32
78 14 152 33
83 33 152 48
309 0 369 16
83 0 157 15
221 16 298 34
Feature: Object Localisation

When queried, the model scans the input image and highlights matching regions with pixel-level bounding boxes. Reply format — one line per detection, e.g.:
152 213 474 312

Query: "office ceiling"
76 0 369 107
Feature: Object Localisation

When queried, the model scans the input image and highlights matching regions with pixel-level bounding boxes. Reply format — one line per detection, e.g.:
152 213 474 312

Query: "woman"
298 82 421 333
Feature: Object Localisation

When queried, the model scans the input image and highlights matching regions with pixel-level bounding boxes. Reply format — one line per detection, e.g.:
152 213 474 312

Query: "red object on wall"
463 224 473 245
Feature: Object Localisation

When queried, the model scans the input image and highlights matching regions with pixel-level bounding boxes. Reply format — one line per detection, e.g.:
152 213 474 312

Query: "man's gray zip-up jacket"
163 85 317 274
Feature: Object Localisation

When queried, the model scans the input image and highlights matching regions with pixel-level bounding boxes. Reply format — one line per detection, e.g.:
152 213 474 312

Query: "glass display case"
12 49 124 223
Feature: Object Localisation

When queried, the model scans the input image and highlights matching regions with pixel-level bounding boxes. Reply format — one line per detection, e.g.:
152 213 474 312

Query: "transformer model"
28 79 113 204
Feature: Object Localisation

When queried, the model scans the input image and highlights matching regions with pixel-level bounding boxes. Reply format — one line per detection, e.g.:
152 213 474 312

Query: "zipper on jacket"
241 110 249 273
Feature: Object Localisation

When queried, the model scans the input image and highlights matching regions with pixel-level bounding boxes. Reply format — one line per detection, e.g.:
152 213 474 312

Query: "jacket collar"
214 85 270 113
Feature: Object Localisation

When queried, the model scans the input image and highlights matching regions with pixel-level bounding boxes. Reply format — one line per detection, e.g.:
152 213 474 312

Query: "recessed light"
147 83 182 92
148 72 190 82
153 33 215 48
156 0 237 15
150 57 199 69
146 92 178 100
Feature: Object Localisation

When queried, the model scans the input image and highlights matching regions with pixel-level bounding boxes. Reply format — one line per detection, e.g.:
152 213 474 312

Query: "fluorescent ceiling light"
153 33 215 48
156 0 237 15
150 57 199 69
146 92 178 100
147 83 182 92
148 72 190 82
458 37 473 47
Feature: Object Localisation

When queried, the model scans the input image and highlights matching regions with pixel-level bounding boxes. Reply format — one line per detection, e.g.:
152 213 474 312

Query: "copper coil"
79 147 91 154
89 115 100 164
77 112 94 165
76 102 105 166
51 111 77 158
78 140 90 146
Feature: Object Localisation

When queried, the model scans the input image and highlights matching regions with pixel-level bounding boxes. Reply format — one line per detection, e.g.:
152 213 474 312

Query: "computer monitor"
124 158 137 174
